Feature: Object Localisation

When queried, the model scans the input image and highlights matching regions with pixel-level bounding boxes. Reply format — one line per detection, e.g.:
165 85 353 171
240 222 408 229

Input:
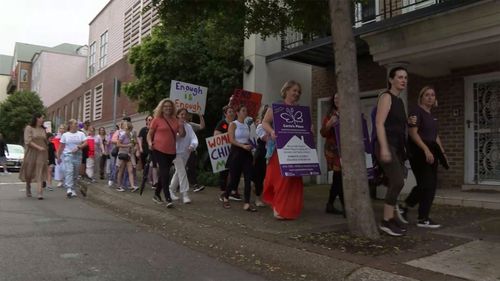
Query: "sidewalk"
81 180 500 281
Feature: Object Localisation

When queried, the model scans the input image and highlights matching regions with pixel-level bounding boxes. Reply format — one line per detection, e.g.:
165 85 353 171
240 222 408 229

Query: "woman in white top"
222 105 256 212
57 119 87 198
169 108 198 203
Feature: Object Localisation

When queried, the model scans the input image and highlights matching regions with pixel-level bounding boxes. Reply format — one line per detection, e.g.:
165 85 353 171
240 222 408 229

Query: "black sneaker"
393 217 407 232
152 195 163 204
417 218 441 229
395 203 409 224
229 193 242 201
325 203 343 215
193 184 205 193
379 219 404 237
165 198 174 208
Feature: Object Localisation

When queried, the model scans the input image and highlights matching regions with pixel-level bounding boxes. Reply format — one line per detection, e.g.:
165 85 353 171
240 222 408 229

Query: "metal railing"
281 0 453 50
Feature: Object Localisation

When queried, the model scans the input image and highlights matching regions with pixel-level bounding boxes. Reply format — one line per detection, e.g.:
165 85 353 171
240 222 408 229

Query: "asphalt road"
0 173 267 281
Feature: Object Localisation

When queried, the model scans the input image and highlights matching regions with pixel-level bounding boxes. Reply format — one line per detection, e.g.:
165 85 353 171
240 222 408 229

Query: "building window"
93 84 103 121
99 31 108 69
69 101 74 119
84 90 92 122
20 69 28 82
76 96 82 121
88 42 96 76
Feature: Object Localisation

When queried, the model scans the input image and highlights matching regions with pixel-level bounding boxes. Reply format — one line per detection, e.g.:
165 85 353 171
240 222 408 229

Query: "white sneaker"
170 190 179 201
57 182 63 188
182 193 191 204
131 186 140 192
116 187 125 192
108 180 113 187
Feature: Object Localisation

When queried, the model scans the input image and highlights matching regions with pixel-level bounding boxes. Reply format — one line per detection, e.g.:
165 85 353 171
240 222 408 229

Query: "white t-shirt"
61 131 87 154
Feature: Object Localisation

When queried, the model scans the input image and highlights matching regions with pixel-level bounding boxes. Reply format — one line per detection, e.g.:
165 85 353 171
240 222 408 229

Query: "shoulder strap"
163 118 177 142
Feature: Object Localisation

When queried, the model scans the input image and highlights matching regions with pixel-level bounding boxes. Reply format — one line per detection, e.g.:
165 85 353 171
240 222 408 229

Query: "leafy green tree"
141 0 379 237
151 0 378 238
125 23 243 141
0 91 45 144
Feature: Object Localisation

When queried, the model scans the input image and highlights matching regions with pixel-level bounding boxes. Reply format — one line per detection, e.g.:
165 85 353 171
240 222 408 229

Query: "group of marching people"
320 67 447 237
17 70 447 236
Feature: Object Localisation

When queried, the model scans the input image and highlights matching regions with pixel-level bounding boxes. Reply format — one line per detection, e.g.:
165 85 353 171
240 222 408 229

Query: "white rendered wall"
0 75 9 102
243 35 312 109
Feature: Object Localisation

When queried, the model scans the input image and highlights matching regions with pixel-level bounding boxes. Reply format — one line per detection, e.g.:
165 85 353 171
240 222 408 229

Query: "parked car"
1 144 24 172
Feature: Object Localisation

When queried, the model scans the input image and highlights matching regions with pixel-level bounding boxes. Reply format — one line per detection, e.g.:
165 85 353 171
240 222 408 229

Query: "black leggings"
186 151 198 185
405 144 439 220
252 141 266 197
226 146 253 203
153 150 175 201
376 144 405 206
328 170 344 207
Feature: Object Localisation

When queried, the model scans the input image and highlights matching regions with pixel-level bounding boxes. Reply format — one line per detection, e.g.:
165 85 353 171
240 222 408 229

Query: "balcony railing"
281 0 454 50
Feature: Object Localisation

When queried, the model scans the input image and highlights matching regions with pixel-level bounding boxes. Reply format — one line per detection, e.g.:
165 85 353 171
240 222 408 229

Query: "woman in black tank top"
375 66 411 237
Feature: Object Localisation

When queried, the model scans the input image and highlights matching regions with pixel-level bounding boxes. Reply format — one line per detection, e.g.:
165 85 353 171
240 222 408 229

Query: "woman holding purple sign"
261 80 304 220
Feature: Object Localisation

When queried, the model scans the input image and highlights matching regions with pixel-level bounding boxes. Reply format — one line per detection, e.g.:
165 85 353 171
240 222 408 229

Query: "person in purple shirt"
396 86 447 229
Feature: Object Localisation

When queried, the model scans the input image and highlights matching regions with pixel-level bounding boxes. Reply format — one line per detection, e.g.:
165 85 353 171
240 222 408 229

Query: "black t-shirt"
48 142 56 164
214 119 229 134
409 106 438 142
0 140 7 157
138 126 149 154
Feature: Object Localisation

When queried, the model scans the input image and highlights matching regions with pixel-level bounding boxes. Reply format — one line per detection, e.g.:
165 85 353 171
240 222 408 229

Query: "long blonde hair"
153 99 176 118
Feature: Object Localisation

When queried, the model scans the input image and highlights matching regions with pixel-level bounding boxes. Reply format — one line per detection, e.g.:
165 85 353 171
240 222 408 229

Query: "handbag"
111 146 119 157
118 153 130 161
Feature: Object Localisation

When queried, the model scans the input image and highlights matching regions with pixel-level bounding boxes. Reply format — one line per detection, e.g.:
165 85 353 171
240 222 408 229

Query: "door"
465 74 500 185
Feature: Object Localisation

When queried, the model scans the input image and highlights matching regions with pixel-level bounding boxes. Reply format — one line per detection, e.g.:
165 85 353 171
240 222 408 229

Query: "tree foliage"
125 23 243 138
0 91 45 144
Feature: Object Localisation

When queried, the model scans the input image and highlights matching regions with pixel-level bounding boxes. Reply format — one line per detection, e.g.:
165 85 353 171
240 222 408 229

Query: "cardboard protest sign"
333 114 375 178
170 80 207 114
229 89 262 119
206 124 259 173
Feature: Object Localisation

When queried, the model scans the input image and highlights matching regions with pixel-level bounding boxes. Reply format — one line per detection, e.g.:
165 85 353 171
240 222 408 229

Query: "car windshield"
7 145 24 154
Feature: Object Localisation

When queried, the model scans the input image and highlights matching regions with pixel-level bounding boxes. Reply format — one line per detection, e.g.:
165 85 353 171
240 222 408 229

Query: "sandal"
26 185 32 197
222 201 231 209
243 205 257 212
273 208 285 220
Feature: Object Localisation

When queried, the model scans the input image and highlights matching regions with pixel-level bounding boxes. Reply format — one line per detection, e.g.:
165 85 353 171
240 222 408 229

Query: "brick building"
245 0 500 191
47 0 159 131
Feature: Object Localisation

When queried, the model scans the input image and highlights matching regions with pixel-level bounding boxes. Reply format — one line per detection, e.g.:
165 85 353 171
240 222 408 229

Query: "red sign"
229 89 262 119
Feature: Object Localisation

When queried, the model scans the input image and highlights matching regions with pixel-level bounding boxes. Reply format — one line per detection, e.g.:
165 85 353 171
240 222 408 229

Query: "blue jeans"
63 152 81 194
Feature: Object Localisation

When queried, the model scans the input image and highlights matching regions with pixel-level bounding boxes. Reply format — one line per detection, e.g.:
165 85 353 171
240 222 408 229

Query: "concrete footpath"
80 179 500 281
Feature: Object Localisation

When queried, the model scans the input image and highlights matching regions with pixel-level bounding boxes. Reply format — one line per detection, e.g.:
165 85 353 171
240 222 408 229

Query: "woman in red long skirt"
261 80 304 220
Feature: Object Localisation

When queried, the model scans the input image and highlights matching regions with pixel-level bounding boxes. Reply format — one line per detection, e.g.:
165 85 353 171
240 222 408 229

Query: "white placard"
170 80 207 114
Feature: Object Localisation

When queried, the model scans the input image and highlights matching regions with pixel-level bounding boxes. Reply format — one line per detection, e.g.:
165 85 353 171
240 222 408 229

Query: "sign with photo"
170 80 207 114
272 103 320 177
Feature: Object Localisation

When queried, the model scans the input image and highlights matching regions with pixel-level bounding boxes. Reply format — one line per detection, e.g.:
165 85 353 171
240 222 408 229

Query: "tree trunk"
328 0 379 239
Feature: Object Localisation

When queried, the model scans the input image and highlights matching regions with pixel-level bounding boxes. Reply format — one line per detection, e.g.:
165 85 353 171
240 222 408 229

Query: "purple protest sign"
272 103 321 177
333 114 375 179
